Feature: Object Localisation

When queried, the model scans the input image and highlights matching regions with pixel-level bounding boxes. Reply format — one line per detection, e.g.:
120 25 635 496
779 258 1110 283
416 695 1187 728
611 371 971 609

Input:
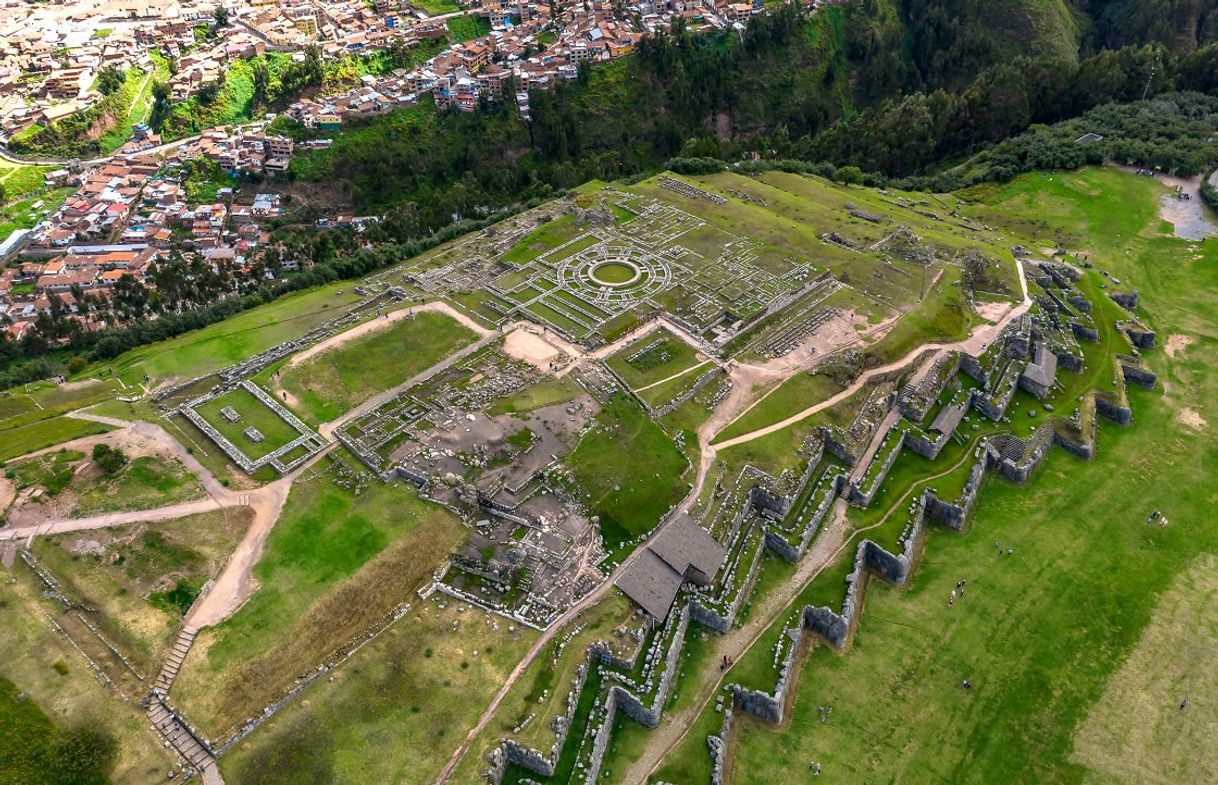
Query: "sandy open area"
1165 334 1194 358
974 299 1012 323
502 327 568 372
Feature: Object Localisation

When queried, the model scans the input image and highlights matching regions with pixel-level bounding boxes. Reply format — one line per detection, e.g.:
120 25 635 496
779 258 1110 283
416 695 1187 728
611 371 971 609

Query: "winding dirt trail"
712 259 1031 451
437 260 1029 782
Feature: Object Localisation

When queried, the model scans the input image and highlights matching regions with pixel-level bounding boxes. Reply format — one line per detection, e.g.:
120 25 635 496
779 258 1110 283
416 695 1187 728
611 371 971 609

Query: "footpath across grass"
277 309 477 423
173 452 465 737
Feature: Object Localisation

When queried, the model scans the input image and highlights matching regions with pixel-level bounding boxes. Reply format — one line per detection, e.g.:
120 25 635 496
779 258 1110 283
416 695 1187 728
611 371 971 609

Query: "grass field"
0 676 119 785
104 282 363 387
0 563 173 784
277 310 477 423
221 600 538 785
173 452 465 737
606 330 704 389
487 375 584 414
0 417 114 463
31 510 253 673
446 14 491 42
716 370 843 442
563 393 688 549
70 454 205 517
650 166 1218 785
195 385 304 461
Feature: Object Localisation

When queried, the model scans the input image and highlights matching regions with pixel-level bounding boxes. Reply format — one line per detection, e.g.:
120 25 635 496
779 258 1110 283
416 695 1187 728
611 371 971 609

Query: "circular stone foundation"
589 260 642 287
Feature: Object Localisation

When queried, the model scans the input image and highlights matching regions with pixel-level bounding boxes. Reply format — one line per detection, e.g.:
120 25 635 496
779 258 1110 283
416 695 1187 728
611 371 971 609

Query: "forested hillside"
288 0 1218 219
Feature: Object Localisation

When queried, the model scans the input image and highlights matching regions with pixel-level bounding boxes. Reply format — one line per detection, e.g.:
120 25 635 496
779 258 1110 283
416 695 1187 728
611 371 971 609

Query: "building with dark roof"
615 513 727 621
1020 344 1059 399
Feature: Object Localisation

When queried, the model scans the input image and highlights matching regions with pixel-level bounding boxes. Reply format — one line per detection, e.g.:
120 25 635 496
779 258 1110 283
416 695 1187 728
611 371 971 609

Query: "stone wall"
1121 363 1157 389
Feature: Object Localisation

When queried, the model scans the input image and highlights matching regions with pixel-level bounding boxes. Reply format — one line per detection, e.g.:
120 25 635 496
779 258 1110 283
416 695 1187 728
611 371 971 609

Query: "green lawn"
606 330 703 389
563 393 688 548
195 385 304 460
413 0 460 14
173 453 465 737
446 15 491 42
104 282 363 387
277 310 477 423
0 417 113 463
502 214 582 264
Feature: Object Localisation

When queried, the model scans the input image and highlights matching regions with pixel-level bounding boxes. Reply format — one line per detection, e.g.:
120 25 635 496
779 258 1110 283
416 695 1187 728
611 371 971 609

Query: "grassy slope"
660 167 1218 784
277 309 477 423
173 452 465 736
564 393 689 549
0 567 172 784
221 600 538 785
104 281 363 387
31 510 253 674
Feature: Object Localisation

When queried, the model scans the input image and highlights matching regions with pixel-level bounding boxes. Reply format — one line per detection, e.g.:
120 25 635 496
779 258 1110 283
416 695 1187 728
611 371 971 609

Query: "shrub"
91 444 128 475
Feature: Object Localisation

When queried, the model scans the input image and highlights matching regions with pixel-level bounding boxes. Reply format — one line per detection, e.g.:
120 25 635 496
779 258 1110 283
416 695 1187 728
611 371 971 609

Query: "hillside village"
0 0 814 144
0 0 838 347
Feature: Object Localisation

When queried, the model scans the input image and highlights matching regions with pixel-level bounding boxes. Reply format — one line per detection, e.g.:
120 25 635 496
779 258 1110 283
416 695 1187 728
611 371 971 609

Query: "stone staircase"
155 627 196 693
147 696 217 774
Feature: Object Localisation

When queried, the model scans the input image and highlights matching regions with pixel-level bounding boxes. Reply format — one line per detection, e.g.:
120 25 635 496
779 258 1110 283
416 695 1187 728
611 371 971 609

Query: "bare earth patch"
1177 407 1207 430
1164 334 1194 358
1071 554 1218 785
502 327 567 372
973 299 1011 323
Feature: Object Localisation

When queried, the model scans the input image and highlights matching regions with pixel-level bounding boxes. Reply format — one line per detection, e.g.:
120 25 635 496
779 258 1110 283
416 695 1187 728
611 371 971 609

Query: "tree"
251 58 271 107
150 80 172 130
66 356 88 375
96 66 125 96
833 165 865 185
213 5 229 27
91 443 128 475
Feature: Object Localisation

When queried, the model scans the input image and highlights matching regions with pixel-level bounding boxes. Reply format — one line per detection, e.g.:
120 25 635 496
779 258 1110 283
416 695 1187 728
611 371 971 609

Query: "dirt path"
0 496 225 543
183 451 323 629
712 259 1030 451
634 359 713 393
268 301 494 409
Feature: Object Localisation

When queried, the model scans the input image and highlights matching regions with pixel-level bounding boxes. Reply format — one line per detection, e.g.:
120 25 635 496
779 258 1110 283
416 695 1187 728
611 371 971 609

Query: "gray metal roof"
929 400 967 435
615 550 683 621
615 514 727 620
650 513 727 579
1023 344 1058 389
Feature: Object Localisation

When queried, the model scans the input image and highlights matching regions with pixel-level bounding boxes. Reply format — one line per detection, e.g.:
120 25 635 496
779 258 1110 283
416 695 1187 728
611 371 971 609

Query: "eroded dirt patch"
1164 334 1194 358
